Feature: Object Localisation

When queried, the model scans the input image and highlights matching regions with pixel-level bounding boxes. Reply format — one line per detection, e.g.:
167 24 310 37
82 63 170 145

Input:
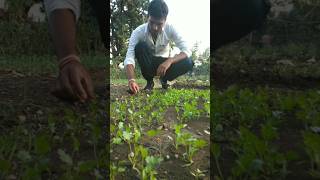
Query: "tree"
191 42 200 61
110 0 149 62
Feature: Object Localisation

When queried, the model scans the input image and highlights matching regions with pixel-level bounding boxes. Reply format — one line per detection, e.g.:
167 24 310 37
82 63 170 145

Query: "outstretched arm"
46 8 94 102
126 64 139 94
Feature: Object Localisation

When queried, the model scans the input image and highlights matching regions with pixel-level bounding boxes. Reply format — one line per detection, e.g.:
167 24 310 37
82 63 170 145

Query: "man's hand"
128 80 139 94
51 61 94 102
157 58 173 77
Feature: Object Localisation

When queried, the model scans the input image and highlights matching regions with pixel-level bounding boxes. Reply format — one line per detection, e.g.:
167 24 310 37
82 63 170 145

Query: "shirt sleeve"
169 25 192 58
124 27 141 68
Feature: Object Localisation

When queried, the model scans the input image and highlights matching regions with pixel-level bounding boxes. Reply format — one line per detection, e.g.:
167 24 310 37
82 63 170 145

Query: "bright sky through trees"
164 0 210 53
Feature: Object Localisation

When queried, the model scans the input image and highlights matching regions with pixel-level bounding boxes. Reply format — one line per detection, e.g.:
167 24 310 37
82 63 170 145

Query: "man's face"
148 16 166 36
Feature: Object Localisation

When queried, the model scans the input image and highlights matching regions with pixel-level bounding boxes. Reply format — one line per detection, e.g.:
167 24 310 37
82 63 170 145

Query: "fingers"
157 63 170 77
129 84 136 94
55 62 95 102
51 74 77 101
129 82 139 94
61 74 76 99
163 66 168 76
133 84 139 93
131 84 138 94
83 75 95 99
70 71 87 102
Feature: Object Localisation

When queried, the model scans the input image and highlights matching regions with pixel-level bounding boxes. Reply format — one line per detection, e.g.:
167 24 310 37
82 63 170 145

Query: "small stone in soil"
18 115 26 122
7 175 17 180
204 130 210 135
166 155 170 159
129 152 134 157
175 154 179 159
36 110 43 115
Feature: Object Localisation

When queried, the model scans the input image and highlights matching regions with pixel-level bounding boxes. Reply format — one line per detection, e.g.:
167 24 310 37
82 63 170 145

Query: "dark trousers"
134 42 194 81
89 0 107 49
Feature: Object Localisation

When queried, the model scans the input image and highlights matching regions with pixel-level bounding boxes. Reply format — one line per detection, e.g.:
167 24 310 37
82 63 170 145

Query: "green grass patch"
0 54 106 75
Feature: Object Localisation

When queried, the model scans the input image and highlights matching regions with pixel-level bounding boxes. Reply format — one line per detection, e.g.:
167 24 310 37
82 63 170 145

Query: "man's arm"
123 26 143 94
126 64 135 80
46 8 94 102
169 52 187 64
156 51 187 77
157 24 191 77
126 64 139 94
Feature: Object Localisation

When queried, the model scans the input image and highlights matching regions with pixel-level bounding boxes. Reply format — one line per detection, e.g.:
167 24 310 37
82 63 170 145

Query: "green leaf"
112 137 122 144
0 159 10 172
34 135 50 155
57 149 73 166
72 136 80 152
212 143 220 158
110 124 115 133
17 150 32 162
146 129 159 137
251 159 264 171
78 160 96 173
22 167 41 180
118 122 124 129
174 124 184 134
145 156 163 168
118 167 126 173
261 122 277 141
133 131 141 143
194 139 207 148
139 145 148 159
123 131 132 141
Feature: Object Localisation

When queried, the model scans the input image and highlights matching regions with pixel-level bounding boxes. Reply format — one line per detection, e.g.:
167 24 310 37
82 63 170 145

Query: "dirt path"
212 62 320 90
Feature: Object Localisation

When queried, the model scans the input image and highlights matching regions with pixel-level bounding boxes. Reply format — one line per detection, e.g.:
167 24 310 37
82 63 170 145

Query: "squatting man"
124 0 194 94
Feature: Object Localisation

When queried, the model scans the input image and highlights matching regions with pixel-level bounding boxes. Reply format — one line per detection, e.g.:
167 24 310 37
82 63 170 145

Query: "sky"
163 0 210 54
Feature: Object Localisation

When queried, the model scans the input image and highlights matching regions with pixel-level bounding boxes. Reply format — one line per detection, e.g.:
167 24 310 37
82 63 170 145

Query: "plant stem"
214 156 224 180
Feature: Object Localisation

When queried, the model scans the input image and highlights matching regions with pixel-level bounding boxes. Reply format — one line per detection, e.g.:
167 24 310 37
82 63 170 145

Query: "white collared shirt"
124 22 191 67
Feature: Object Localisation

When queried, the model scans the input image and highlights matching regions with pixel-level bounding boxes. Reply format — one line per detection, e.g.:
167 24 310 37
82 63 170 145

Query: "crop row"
110 89 210 179
212 86 320 179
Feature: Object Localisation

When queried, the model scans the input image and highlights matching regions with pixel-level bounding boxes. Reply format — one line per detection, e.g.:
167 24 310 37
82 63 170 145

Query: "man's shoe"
144 80 154 91
160 79 169 89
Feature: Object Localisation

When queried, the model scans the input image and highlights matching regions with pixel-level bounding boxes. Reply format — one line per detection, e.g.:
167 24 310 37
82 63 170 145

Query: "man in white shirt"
124 0 193 94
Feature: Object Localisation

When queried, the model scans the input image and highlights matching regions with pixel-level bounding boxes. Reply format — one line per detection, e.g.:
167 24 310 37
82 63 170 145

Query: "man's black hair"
148 0 169 19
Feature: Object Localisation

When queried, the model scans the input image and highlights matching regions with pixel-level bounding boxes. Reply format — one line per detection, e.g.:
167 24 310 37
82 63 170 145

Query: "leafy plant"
303 131 320 178
174 124 207 164
231 124 288 179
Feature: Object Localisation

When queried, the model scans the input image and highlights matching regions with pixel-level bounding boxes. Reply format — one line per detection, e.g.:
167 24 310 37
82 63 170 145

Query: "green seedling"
231 125 288 179
212 143 224 180
303 131 320 178
110 163 126 180
190 168 207 180
174 124 207 164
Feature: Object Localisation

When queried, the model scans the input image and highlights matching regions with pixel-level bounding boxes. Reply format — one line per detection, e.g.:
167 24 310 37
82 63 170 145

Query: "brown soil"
0 68 107 127
212 62 320 90
0 68 108 178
